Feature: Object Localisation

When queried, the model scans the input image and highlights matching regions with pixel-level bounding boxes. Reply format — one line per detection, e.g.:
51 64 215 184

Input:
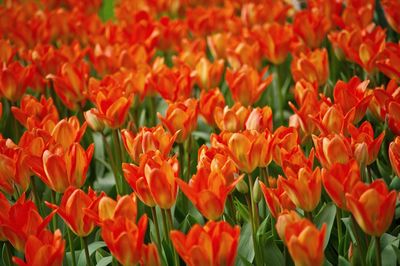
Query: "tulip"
293 9 330 49
84 108 106 132
340 0 375 29
245 106 273 132
0 192 11 241
176 168 243 220
158 98 198 143
388 101 400 136
102 216 153 266
46 187 102 237
272 126 300 166
121 126 176 164
214 103 251 132
260 181 296 219
225 65 272 106
376 42 400 82
389 136 400 178
142 243 161 266
207 33 229 60
291 48 329 86
195 58 224 91
51 117 87 151
1 194 54 251
322 160 361 210
312 134 352 169
281 146 315 177
241 2 290 26
0 62 33 102
97 193 137 223
13 229 65 266
123 151 178 209
346 180 397 236
279 167 322 212
381 0 400 33
275 210 302 242
227 40 262 70
284 218 326 266
199 88 226 127
170 221 240 266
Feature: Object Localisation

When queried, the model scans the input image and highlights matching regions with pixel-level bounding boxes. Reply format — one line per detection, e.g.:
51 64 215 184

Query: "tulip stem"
350 215 367 266
151 207 162 252
102 133 121 195
81 236 92 266
336 207 343 255
275 64 284 126
164 209 180 266
67 228 77 266
31 176 43 216
186 135 192 178
112 129 125 194
178 143 185 181
247 175 262 266
375 236 382 266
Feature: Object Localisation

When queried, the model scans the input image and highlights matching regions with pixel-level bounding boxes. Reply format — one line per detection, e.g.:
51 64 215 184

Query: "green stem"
30 176 43 216
4 241 13 266
102 133 121 195
161 208 169 240
186 136 192 179
350 215 366 266
149 96 157 127
67 228 77 266
81 236 92 266
178 143 185 181
275 64 284 126
375 236 382 266
247 174 262 266
227 195 237 224
166 209 180 266
151 207 162 252
336 207 343 256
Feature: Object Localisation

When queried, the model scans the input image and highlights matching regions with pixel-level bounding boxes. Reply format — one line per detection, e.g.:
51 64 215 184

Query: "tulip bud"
236 179 249 194
253 178 262 203
354 142 368 168
84 108 105 132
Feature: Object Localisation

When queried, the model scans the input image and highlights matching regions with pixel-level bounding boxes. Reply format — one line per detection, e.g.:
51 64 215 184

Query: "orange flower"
214 103 251 132
97 193 137 223
142 243 161 266
0 62 33 102
101 216 157 266
291 48 329 86
123 151 179 209
333 77 372 124
84 108 106 132
224 130 273 173
281 146 315 177
121 126 176 164
1 194 54 251
312 134 352 169
293 9 330 49
340 0 375 29
348 121 384 166
199 88 226 127
272 126 300 166
260 181 296 219
322 160 361 210
278 167 321 212
245 106 273 132
195 58 224 91
368 80 400 121
0 192 10 240
50 116 87 151
381 0 400 33
13 229 65 266
11 95 59 131
275 210 302 243
312 104 348 135
388 101 400 135
225 65 272 106
207 33 229 60
176 168 243 220
158 98 198 143
346 180 397 236
170 221 240 266
376 42 400 82
227 40 262 70
284 218 326 266
47 187 102 237
47 62 89 110
240 2 290 26
32 143 94 193
389 136 400 178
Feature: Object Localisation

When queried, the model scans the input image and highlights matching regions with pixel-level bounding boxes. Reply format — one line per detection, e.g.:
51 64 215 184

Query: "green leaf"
366 236 376 266
381 234 399 266
341 217 357 244
338 256 351 266
314 203 337 249
392 244 400 265
96 256 113 266
99 0 114 21
77 241 107 266
234 199 250 222
236 222 254 265
237 255 253 266
258 234 284 266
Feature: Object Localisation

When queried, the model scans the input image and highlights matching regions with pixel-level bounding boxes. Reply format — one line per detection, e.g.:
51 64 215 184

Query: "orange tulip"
225 65 272 106
275 210 302 243
11 95 59 131
293 9 330 49
291 48 329 86
1 194 54 251
121 126 176 164
47 62 89 110
312 104 348 135
123 151 179 209
381 0 400 33
346 180 397 236
50 116 87 151
214 103 251 132
284 218 326 266
170 221 240 266
84 108 106 132
333 77 372 124
347 121 384 166
368 80 400 121
281 146 315 178
389 136 400 178
376 42 400 82
0 138 16 195
13 229 65 266
322 160 361 210
252 22 293 65
97 193 137 223
0 192 11 240
340 0 375 29
245 106 273 132
195 58 224 91
240 1 290 26
260 181 296 219
101 216 158 266
279 167 321 212
312 133 352 169
47 187 102 237
199 88 226 127
0 62 33 102
176 167 243 220
272 126 300 166
207 32 229 60
32 143 94 193
158 98 198 143
388 101 400 136
227 40 262 70
142 243 161 266
224 130 273 173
